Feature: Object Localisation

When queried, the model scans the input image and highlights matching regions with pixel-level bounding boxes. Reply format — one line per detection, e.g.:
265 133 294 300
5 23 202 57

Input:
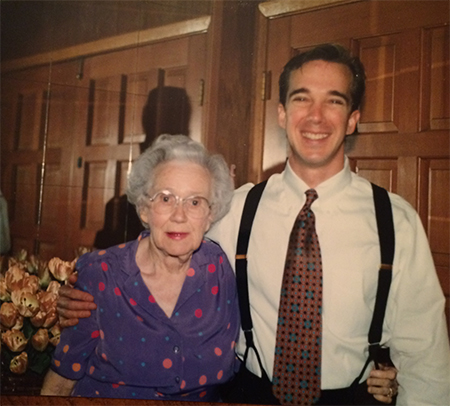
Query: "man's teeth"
303 132 328 140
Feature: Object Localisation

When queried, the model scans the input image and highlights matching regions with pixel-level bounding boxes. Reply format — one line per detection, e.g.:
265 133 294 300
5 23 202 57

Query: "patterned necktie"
273 189 322 405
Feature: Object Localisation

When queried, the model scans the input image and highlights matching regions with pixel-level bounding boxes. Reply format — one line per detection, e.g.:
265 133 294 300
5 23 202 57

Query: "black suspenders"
235 181 395 380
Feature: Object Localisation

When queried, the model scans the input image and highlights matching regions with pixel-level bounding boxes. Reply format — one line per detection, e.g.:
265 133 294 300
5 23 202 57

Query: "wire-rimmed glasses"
145 190 211 219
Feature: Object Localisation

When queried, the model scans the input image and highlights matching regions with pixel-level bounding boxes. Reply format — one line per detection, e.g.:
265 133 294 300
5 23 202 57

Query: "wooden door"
253 0 450 322
1 32 207 261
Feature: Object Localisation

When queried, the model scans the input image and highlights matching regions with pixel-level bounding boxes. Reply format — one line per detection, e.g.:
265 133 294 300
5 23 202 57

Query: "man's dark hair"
279 43 366 112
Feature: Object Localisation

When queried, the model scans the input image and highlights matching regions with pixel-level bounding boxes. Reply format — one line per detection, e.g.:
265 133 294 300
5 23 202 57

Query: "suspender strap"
354 183 395 385
235 180 268 344
369 183 395 346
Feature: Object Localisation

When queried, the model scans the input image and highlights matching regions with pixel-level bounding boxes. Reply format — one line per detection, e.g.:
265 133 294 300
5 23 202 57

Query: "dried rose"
43 308 58 329
10 351 28 374
2 329 28 352
24 274 40 294
46 281 61 295
30 310 46 328
0 276 11 301
38 264 52 288
48 258 75 282
0 302 18 328
5 265 29 291
32 328 49 352
49 323 61 346
11 315 24 331
11 289 40 318
26 254 41 274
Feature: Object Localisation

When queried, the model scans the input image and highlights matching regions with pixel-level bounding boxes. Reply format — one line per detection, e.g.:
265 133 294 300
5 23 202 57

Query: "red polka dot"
72 363 81 372
114 287 121 296
101 262 108 271
200 391 207 398
102 353 108 361
219 256 224 264
98 250 106 256
211 286 219 295
54 360 60 367
148 295 156 303
99 282 105 291
63 345 69 353
187 268 195 277
119 381 125 386
89 366 95 375
163 358 172 369
231 341 236 349
112 383 119 389
208 264 216 273
227 322 231 329
91 330 100 338
130 298 137 306
118 244 126 248
136 316 143 322
199 375 207 385
217 370 223 380
180 380 186 389
100 330 105 340
214 347 222 356
195 309 202 318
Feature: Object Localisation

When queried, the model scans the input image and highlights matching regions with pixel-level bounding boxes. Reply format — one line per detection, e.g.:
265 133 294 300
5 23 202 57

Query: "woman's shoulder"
200 238 226 256
76 241 133 271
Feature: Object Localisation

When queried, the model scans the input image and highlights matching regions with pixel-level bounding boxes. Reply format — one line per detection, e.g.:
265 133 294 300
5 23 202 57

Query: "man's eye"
330 99 345 105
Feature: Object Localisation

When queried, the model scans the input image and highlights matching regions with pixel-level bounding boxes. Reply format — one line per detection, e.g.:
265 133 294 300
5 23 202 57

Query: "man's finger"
59 285 95 303
57 296 97 311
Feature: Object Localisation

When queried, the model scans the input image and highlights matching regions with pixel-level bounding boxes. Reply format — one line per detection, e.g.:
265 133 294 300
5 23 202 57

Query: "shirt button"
175 376 180 383
173 345 180 354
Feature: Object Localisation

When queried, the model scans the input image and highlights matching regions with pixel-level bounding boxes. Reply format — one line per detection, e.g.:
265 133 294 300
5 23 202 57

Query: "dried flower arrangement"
0 248 89 383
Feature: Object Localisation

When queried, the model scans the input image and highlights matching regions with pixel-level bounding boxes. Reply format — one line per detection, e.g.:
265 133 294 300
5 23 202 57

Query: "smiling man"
208 44 450 405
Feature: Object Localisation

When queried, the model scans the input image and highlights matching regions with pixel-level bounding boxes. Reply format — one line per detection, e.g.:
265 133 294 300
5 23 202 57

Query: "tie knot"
304 189 318 211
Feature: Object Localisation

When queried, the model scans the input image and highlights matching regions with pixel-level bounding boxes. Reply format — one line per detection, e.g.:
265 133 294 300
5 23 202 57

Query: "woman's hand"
57 273 96 328
367 365 399 404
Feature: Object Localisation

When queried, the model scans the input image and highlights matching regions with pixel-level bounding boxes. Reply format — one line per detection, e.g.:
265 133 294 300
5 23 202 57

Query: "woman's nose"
170 202 188 221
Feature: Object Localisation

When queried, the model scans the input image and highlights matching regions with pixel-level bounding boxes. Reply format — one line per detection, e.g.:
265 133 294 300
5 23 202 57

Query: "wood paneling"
1 31 207 260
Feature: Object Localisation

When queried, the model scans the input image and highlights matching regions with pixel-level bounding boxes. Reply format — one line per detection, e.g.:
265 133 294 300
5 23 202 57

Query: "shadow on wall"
94 86 192 249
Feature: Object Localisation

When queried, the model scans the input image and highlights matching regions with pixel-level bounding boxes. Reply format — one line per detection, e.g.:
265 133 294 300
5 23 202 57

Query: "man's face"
278 60 360 181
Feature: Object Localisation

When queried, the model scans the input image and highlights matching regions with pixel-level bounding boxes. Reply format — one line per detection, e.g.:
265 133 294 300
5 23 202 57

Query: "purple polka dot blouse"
51 231 240 401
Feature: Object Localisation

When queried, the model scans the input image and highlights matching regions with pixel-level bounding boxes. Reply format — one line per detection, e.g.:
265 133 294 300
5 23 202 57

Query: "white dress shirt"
207 158 450 405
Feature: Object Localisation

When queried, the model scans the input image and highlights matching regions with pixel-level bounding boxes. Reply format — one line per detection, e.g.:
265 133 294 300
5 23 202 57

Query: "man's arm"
41 369 76 396
57 273 96 328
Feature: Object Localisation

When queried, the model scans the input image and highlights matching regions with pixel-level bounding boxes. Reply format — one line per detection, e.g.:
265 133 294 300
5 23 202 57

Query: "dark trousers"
220 364 396 405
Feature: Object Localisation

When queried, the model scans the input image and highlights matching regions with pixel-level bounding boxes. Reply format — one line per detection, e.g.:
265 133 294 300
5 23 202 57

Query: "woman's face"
140 161 213 262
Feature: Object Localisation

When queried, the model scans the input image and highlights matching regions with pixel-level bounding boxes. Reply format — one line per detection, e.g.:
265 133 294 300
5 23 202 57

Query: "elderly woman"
41 135 239 401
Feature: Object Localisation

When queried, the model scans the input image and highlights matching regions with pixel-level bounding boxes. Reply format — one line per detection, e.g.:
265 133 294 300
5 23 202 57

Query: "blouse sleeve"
51 254 102 380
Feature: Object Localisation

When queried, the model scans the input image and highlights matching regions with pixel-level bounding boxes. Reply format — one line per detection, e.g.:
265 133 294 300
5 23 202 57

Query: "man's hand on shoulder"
57 273 97 328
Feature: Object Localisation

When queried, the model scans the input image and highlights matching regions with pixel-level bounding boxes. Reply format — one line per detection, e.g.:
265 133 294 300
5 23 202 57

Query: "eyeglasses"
146 190 211 219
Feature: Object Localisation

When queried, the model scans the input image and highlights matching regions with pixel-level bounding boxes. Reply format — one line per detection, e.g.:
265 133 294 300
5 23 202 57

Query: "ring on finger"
388 387 393 398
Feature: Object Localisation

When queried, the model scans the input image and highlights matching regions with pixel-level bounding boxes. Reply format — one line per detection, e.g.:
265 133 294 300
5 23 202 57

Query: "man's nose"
307 102 324 123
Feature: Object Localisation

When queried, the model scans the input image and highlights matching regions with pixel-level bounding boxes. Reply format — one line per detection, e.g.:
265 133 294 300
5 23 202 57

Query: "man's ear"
278 103 287 129
346 109 361 135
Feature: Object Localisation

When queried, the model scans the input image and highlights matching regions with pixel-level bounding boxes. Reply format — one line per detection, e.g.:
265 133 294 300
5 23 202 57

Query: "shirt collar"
282 157 352 204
